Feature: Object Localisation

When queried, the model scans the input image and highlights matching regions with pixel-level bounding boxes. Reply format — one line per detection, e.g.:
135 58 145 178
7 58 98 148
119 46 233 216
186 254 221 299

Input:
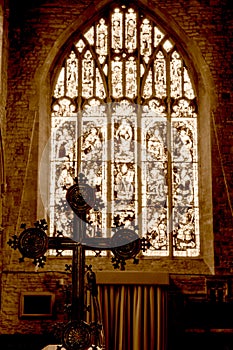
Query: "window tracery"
50 4 199 257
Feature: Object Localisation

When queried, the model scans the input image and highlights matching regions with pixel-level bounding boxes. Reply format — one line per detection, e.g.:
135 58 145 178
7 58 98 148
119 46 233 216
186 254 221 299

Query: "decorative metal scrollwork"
63 320 92 350
111 228 141 270
111 228 141 255
66 175 96 215
7 220 48 263
18 227 48 259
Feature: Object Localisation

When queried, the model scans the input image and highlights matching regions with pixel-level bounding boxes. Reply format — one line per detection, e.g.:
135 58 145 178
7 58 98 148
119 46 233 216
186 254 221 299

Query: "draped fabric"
87 284 167 350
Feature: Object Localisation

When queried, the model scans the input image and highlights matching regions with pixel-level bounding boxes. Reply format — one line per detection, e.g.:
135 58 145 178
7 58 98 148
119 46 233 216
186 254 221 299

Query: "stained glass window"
50 4 199 257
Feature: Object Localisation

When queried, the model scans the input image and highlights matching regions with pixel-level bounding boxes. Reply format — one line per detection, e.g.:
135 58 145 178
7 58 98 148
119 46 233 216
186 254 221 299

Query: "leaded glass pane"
154 26 165 47
173 207 200 257
183 67 195 99
81 124 104 162
51 162 74 237
140 64 145 77
142 206 169 256
112 8 123 52
142 99 167 118
54 68 65 98
125 9 137 52
66 51 78 98
111 102 137 230
126 57 137 98
141 113 169 256
112 163 136 210
111 59 123 98
50 118 77 236
81 102 108 229
140 18 152 63
82 50 94 98
103 64 108 76
163 39 174 52
170 51 182 98
95 68 106 99
171 116 199 256
171 99 197 119
96 19 108 57
172 119 197 163
84 26 94 45
75 39 85 53
50 4 199 257
154 51 166 98
173 162 195 207
114 117 135 162
143 69 153 99
52 98 76 116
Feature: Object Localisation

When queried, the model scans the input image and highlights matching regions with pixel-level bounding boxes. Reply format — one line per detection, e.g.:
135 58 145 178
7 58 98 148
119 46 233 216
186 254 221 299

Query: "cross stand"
7 174 151 350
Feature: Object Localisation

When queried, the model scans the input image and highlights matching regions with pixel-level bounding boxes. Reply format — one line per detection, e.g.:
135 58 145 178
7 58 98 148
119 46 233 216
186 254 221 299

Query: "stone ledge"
96 271 169 285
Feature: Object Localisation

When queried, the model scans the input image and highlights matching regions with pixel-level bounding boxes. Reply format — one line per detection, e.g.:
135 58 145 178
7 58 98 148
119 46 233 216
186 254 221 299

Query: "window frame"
36 0 215 273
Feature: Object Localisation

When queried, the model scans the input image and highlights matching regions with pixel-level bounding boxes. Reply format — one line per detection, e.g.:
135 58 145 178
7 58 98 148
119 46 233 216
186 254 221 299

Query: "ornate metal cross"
8 174 151 350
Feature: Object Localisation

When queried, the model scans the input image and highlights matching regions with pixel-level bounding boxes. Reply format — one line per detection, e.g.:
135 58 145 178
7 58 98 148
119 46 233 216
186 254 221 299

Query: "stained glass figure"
50 4 199 257
143 69 153 99
66 51 78 98
114 118 134 161
140 18 152 63
126 58 137 98
154 52 166 98
111 60 123 98
96 19 108 57
170 51 182 98
82 51 94 98
125 10 137 52
112 9 123 52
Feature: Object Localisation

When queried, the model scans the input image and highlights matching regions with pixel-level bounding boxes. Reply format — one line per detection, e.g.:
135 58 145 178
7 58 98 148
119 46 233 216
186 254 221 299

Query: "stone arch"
35 0 215 272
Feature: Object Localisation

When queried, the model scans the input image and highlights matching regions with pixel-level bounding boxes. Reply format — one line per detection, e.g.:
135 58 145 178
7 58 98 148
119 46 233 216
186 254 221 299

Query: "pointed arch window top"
53 5 195 104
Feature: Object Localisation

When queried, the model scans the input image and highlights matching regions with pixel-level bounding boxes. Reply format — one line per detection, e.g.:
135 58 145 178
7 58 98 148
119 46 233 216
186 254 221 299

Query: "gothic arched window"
50 4 199 258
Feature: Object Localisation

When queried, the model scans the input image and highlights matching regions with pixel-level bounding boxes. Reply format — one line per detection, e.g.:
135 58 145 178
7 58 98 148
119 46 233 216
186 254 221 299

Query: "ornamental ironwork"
8 176 154 349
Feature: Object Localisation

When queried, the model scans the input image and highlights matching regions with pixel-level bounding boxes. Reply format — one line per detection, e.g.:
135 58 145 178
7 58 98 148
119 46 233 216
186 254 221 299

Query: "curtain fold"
93 284 167 350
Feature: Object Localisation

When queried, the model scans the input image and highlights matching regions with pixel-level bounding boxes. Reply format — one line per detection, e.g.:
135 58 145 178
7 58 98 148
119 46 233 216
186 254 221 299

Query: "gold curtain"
88 285 167 350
